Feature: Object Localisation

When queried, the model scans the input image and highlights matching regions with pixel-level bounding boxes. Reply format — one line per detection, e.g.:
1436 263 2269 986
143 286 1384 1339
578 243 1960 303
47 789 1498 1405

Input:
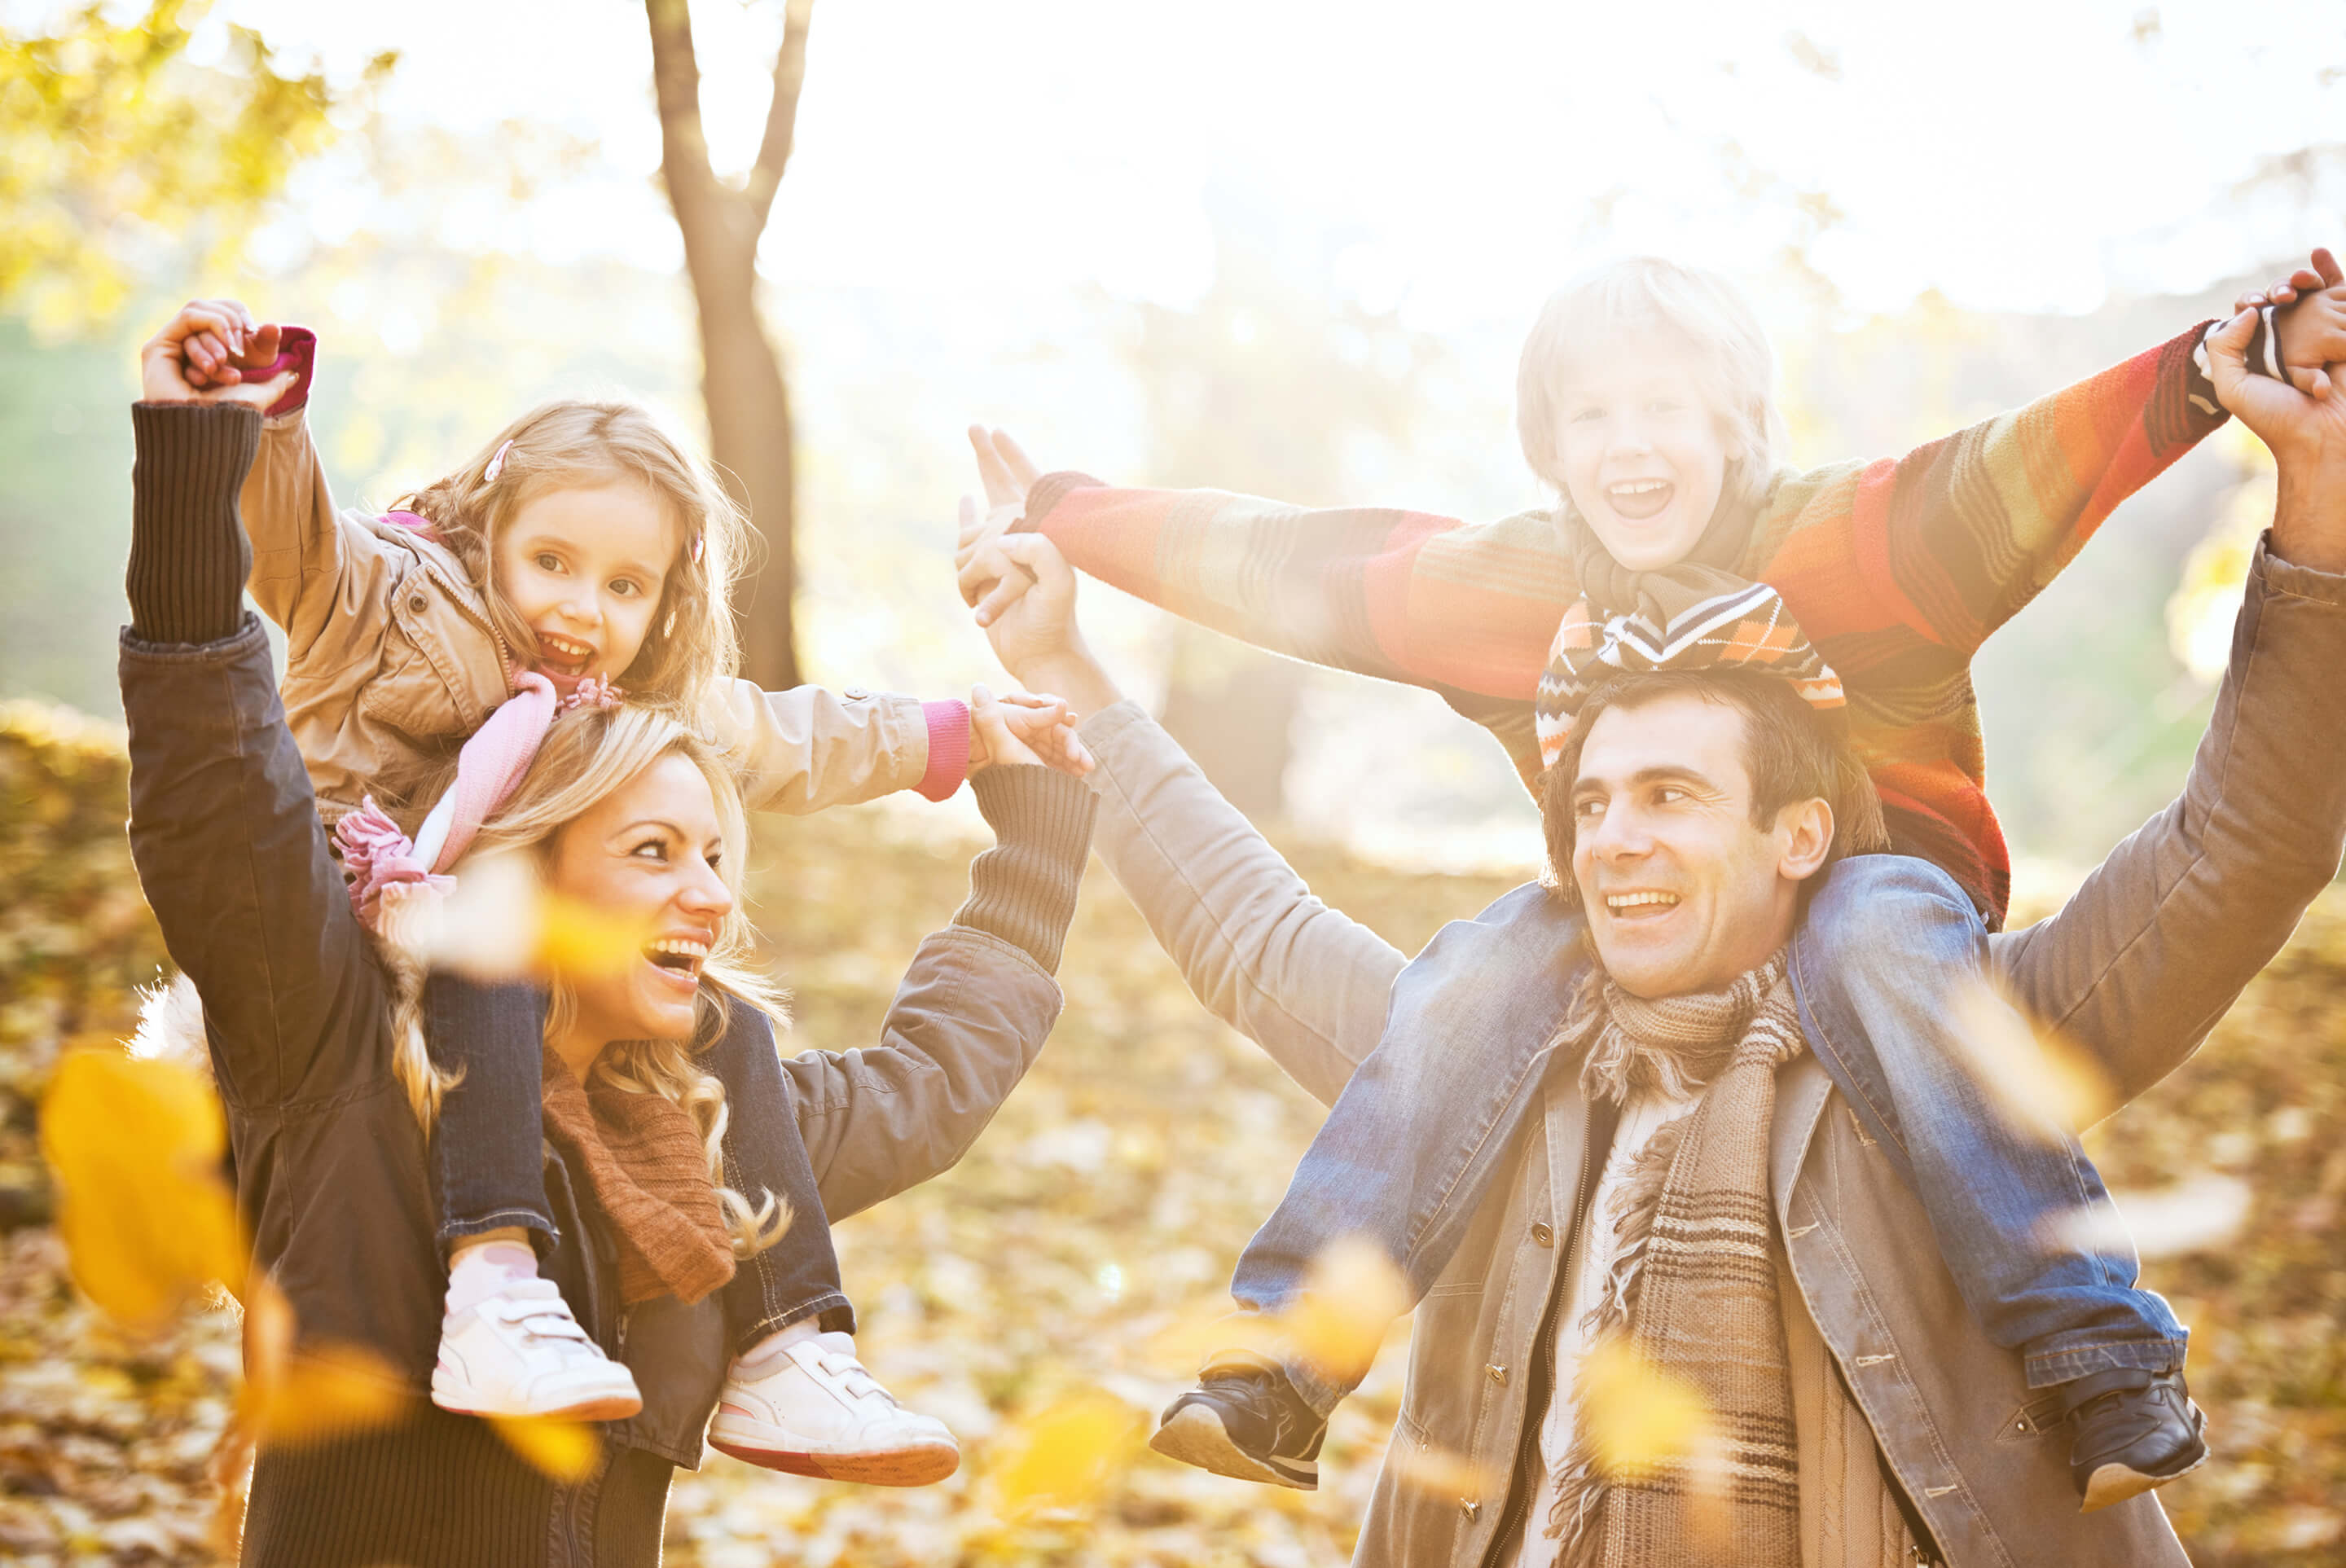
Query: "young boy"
958 252 2346 1508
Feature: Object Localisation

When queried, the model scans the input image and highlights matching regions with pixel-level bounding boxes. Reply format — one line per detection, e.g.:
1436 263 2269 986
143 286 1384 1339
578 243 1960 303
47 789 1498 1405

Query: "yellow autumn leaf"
1282 1235 1409 1385
985 1390 1143 1520
535 889 659 982
1138 1296 1284 1374
39 1048 245 1327
1946 979 2117 1138
1578 1337 1716 1476
234 1275 406 1447
1387 1438 1501 1498
489 1415 602 1482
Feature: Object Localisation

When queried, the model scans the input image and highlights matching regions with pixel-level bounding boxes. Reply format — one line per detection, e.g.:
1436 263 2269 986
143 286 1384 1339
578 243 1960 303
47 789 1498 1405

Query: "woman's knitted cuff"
126 402 260 646
955 766 1097 973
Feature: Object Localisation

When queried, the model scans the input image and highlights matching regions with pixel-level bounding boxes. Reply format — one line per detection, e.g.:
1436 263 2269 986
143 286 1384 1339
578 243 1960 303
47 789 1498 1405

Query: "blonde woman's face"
494 480 677 694
545 751 733 1048
1552 340 1730 573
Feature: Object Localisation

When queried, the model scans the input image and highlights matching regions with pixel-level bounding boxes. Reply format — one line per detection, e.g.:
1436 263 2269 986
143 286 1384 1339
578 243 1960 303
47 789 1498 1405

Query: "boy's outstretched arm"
960 427 1578 705
1777 248 2346 657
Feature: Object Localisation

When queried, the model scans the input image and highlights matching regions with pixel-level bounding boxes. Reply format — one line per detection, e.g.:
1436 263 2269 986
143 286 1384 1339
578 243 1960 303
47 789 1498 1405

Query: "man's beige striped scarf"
1545 954 1805 1568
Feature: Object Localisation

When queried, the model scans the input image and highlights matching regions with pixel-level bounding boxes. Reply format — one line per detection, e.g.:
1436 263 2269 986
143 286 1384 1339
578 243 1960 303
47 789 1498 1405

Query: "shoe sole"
1148 1403 1316 1491
438 1394 644 1421
2080 1447 2209 1513
708 1435 960 1487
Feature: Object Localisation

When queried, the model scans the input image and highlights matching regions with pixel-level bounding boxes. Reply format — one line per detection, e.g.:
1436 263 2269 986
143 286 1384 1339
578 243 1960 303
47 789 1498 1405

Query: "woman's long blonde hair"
377 701 787 1258
393 402 753 716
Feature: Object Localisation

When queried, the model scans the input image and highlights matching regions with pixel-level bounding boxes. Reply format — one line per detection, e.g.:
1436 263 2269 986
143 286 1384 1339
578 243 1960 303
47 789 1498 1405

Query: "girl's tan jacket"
239 408 947 824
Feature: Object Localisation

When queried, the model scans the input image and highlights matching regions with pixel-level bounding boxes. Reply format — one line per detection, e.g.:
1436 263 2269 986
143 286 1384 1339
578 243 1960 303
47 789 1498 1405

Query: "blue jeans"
422 975 853 1353
1232 856 2185 1414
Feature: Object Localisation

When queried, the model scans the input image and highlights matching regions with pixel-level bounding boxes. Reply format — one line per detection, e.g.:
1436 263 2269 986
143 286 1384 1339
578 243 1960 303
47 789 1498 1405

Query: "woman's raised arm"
119 401 388 1110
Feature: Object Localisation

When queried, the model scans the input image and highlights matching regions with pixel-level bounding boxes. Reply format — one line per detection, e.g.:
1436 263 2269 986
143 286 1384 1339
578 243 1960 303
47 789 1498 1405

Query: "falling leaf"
1945 979 2116 1139
411 850 541 980
985 1390 1143 1520
1283 1236 1409 1385
2047 1173 2252 1260
1578 1338 1716 1477
236 1275 406 1447
1137 1295 1283 1374
38 1048 245 1327
1387 1438 1500 1498
534 888 659 982
490 1415 601 1482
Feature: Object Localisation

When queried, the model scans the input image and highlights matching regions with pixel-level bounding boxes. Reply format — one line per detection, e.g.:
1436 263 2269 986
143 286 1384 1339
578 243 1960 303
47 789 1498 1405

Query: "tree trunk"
644 0 810 692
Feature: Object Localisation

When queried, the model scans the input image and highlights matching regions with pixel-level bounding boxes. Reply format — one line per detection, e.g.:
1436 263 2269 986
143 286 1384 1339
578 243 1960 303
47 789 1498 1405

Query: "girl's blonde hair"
379 701 786 1259
395 402 752 715
1514 257 1785 516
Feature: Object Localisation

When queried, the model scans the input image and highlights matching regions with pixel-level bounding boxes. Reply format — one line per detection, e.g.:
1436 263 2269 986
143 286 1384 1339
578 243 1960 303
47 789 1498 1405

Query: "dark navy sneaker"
1149 1355 1326 1491
2062 1367 2208 1512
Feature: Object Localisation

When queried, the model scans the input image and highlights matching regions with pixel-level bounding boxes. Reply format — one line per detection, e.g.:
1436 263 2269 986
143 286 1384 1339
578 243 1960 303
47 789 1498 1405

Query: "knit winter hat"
1533 577 1846 771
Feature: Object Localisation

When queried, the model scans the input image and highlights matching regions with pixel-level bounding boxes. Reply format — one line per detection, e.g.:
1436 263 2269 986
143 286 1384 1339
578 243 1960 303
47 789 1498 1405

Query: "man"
966 307 2346 1565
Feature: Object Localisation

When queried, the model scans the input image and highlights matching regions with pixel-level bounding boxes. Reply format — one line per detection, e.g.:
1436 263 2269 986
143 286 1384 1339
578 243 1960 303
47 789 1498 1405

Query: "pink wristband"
916 700 971 802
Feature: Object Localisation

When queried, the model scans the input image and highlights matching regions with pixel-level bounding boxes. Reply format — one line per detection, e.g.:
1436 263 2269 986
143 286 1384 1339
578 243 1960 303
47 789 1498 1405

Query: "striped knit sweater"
1017 321 2231 927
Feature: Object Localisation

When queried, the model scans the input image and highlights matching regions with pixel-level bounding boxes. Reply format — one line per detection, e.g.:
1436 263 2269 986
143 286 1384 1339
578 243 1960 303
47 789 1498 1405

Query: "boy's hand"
139 300 292 407
2208 307 2346 468
2238 248 2346 398
967 689 1094 777
957 426 1045 606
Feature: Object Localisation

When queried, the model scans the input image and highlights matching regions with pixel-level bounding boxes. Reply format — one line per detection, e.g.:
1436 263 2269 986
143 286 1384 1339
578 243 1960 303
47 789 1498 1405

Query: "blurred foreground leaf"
38 1046 243 1326
1947 979 2117 1137
490 1414 600 1482
984 1390 1144 1522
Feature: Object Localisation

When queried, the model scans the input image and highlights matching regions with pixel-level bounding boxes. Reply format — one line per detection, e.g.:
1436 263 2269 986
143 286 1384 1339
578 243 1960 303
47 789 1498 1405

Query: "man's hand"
967 689 1094 777
2234 248 2346 399
2210 307 2346 573
139 300 292 408
956 426 1044 608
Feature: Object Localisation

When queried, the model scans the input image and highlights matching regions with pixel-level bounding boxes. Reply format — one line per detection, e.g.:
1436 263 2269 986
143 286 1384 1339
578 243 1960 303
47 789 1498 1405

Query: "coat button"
1531 1222 1555 1247
1460 1499 1481 1521
1487 1364 1508 1386
844 685 871 701
408 594 427 613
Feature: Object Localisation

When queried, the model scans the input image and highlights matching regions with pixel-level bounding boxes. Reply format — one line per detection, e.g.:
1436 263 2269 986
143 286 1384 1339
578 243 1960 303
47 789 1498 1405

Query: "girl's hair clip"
688 532 705 566
560 675 625 713
483 438 516 484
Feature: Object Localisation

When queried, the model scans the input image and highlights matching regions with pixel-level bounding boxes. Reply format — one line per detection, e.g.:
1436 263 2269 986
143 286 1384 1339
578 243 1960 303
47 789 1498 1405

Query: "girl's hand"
967 688 1094 776
138 300 292 407
968 684 1048 771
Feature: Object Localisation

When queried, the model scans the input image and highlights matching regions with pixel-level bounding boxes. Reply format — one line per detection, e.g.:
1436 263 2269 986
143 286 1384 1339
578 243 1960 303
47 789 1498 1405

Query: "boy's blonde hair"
380 701 786 1259
396 402 752 714
1515 257 1784 516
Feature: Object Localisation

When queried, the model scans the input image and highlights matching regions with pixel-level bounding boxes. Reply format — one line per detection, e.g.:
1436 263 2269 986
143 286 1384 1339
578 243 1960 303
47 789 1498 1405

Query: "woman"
117 396 1096 1566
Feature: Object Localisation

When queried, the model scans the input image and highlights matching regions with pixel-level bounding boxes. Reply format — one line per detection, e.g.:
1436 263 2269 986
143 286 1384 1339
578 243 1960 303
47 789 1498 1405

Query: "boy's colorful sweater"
1017 322 2233 928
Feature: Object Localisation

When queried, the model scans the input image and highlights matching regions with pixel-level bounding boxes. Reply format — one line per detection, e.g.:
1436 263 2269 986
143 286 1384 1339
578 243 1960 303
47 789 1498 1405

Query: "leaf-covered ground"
4 703 2344 1565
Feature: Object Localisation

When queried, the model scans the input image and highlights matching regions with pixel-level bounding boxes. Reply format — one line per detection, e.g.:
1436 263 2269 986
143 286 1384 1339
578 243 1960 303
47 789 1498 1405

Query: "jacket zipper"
1478 1098 1621 1568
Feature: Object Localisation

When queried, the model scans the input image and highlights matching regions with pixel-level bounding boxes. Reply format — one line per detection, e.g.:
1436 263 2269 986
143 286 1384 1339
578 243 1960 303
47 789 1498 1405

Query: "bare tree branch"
745 0 813 225
645 0 719 214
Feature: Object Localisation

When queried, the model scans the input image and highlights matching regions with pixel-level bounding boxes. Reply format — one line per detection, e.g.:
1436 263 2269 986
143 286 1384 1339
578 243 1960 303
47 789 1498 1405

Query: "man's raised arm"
1992 307 2346 1105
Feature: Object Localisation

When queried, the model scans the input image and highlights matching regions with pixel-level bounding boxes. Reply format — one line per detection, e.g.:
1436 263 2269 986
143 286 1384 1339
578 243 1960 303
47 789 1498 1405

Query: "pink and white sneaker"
707 1331 959 1486
431 1278 643 1421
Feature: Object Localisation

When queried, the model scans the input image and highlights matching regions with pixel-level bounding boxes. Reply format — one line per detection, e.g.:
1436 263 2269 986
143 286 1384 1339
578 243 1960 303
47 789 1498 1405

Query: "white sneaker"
431 1278 644 1421
707 1331 960 1486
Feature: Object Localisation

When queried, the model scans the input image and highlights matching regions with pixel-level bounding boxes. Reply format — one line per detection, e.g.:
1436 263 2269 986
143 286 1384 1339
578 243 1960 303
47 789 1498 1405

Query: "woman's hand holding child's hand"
140 300 296 409
968 685 1093 775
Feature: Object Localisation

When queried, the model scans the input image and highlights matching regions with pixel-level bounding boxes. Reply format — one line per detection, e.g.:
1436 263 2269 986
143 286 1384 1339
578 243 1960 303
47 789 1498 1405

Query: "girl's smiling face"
1553 339 1732 573
493 480 677 692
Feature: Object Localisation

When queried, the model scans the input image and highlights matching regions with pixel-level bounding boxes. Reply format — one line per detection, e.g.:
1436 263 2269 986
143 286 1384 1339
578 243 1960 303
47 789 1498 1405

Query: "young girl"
956 253 2346 1509
143 298 1087 1486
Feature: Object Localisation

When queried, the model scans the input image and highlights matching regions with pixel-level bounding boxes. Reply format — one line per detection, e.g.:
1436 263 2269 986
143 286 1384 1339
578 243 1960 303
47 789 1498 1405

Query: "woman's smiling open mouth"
643 934 709 993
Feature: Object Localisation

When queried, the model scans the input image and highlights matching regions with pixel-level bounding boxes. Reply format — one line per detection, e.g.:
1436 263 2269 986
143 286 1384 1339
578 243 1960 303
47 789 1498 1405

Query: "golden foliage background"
6 704 2346 1565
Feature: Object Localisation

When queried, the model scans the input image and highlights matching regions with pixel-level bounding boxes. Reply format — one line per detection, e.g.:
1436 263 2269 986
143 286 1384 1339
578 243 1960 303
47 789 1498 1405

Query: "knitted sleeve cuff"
954 766 1097 973
916 699 971 801
127 402 261 646
1012 472 1107 534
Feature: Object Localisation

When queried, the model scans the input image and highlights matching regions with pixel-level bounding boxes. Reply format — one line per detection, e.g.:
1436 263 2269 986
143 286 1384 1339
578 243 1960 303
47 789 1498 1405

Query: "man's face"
1552 337 1731 573
1566 692 1827 998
